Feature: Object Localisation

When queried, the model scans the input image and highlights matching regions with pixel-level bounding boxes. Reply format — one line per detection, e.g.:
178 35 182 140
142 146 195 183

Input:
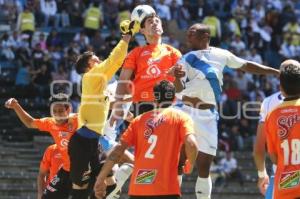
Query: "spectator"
283 16 300 46
2 1 18 26
1 33 15 60
246 48 262 64
118 1 131 23
67 0 85 27
16 5 35 47
105 29 120 52
230 34 246 52
239 118 255 150
220 34 231 50
165 33 180 49
15 63 32 88
233 70 253 93
251 3 265 24
32 32 47 51
170 0 190 29
40 0 58 27
83 2 102 38
46 29 62 48
55 0 70 27
90 31 105 53
232 0 248 28
227 14 241 37
32 43 45 69
155 0 171 29
218 152 244 187
279 36 298 59
32 63 52 100
49 46 63 71
8 31 22 50
73 30 89 51
102 0 118 30
51 63 68 81
203 8 222 46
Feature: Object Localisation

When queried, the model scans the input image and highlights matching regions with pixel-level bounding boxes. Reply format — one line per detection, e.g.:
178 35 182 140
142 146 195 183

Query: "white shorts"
174 103 218 156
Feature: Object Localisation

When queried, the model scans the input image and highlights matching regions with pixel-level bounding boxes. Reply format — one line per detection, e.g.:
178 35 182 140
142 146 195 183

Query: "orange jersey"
265 98 300 199
34 114 78 171
123 44 181 102
121 108 194 196
40 144 63 185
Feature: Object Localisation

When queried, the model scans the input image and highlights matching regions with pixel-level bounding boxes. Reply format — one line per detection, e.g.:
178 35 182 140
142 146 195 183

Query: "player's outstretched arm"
4 98 37 128
240 61 279 75
95 29 131 81
184 134 198 174
94 141 128 199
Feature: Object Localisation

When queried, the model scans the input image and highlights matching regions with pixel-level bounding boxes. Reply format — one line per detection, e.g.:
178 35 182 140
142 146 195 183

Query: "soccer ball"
131 5 156 23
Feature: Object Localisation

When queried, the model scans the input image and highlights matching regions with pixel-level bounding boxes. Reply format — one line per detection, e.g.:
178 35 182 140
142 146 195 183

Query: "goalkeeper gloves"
120 20 140 36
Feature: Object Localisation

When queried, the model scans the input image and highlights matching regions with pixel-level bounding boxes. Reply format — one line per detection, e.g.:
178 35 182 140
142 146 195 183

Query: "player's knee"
197 162 211 177
197 152 214 177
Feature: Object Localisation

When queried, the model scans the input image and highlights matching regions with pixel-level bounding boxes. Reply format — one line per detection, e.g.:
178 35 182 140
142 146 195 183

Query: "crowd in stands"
1 0 300 153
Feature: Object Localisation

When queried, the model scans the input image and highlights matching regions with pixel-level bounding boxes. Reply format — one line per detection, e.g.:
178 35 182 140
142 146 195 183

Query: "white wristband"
257 169 267 178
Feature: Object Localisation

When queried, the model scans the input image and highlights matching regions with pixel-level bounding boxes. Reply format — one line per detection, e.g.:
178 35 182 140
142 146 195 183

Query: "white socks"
178 175 183 186
195 176 212 199
106 163 133 199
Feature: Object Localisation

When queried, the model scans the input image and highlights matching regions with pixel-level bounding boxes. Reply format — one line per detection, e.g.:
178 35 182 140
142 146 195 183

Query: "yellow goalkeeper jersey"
78 40 128 135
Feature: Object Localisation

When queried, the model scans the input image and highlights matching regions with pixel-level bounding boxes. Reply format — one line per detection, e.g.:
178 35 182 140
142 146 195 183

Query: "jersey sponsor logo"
135 169 157 184
141 50 151 56
279 170 300 189
144 116 165 139
60 139 69 148
54 153 62 159
277 114 300 140
146 65 161 77
59 131 69 138
281 108 298 114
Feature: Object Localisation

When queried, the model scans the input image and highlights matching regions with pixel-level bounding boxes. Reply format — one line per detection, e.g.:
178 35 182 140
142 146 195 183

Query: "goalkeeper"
68 20 139 199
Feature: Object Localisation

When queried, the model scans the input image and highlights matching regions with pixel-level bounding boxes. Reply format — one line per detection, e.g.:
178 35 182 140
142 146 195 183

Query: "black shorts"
68 128 100 187
42 168 71 199
129 195 181 199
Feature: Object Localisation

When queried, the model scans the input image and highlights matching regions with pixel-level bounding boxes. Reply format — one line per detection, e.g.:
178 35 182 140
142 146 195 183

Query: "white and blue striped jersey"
177 47 247 106
259 91 284 123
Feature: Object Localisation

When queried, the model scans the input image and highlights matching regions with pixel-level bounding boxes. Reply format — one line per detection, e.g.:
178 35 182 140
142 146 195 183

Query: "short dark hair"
153 80 175 107
280 62 300 96
75 51 94 74
49 93 70 108
140 13 160 28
